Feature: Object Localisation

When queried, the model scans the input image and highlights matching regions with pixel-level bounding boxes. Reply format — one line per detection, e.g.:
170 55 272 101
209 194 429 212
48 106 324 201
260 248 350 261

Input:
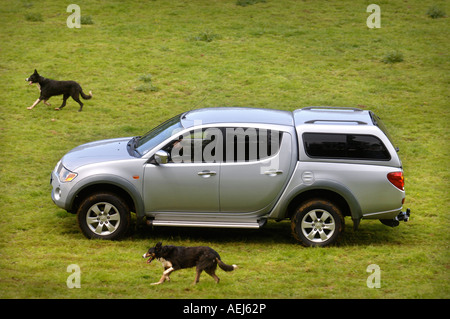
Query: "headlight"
59 166 78 182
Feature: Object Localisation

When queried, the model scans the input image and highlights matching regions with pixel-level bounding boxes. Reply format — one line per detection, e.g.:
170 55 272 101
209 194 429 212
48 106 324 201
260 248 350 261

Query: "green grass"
381 50 404 64
426 5 446 19
0 0 449 299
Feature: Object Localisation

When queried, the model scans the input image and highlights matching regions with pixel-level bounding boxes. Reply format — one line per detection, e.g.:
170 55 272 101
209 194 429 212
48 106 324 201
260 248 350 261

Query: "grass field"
0 0 448 299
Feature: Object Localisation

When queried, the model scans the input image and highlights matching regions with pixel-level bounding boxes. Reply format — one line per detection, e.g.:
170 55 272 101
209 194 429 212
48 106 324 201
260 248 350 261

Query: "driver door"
143 129 220 213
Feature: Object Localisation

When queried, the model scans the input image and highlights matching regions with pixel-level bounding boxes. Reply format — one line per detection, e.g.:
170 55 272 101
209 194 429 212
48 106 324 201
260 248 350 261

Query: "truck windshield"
135 115 183 156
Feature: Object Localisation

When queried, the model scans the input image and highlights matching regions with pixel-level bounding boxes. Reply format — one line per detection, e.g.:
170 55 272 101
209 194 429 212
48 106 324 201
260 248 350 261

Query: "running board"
148 219 266 229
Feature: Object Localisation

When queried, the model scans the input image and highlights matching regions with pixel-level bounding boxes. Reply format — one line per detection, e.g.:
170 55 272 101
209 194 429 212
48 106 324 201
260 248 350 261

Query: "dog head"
142 242 162 264
26 69 40 85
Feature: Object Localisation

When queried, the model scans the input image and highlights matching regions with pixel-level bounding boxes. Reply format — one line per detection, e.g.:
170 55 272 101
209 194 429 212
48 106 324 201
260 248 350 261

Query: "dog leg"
151 267 174 285
71 94 84 112
205 268 220 284
151 274 167 286
164 266 171 282
193 268 203 285
43 100 51 106
27 98 41 110
56 94 69 111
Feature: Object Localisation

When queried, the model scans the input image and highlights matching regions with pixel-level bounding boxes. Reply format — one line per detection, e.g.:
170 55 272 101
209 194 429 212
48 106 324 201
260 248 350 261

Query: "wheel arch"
67 176 145 218
284 182 362 222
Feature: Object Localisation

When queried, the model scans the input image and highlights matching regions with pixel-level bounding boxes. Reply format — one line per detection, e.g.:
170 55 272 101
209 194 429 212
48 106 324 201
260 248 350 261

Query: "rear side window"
225 128 283 162
303 133 391 161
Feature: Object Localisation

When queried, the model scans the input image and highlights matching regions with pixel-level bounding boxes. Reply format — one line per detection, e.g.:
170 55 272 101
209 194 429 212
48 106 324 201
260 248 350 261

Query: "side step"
147 219 266 229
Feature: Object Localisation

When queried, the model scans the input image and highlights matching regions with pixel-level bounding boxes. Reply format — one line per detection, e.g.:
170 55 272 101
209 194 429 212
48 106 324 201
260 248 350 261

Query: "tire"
291 199 345 247
77 193 131 240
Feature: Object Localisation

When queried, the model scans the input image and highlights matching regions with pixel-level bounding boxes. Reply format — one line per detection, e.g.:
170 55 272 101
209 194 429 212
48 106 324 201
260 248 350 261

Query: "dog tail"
81 90 93 100
216 258 237 272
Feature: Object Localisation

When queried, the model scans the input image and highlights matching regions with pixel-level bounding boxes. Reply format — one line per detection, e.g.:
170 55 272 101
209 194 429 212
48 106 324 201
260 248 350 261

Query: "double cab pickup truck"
51 106 410 246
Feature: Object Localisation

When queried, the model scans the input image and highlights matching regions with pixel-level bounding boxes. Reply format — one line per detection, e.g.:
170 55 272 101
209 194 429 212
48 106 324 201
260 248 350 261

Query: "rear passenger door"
219 128 292 213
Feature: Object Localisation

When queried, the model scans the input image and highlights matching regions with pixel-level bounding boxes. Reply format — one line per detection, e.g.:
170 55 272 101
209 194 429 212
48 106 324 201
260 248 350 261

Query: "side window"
303 133 391 160
161 127 284 163
162 128 222 163
224 128 283 162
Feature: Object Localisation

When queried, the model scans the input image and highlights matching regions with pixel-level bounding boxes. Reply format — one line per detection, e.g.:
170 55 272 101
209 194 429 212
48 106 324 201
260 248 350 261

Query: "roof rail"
304 120 367 125
302 106 363 112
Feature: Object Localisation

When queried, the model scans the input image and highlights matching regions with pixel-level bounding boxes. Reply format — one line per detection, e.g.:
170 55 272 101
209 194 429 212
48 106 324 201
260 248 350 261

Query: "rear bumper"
380 208 411 227
362 206 404 220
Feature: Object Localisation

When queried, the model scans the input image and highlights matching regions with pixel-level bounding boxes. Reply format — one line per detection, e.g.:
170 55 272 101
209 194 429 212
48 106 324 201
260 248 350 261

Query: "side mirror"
154 150 169 165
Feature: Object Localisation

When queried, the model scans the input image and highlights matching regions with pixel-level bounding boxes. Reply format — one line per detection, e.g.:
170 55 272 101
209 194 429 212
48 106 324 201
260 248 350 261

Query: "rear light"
387 172 404 191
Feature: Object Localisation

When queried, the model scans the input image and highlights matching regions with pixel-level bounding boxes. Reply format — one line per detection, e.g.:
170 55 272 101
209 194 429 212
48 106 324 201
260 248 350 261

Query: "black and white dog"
26 69 92 111
143 242 238 285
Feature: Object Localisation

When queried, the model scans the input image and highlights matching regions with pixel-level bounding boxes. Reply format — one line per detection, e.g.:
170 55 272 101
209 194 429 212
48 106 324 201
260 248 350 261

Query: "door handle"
263 169 283 176
198 170 216 178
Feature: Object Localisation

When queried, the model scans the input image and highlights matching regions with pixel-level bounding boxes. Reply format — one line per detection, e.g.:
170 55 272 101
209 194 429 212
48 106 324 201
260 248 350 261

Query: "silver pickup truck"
51 106 410 246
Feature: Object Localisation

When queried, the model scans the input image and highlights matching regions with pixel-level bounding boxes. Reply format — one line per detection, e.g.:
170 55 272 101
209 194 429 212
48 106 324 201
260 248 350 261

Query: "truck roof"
181 106 374 128
181 107 294 127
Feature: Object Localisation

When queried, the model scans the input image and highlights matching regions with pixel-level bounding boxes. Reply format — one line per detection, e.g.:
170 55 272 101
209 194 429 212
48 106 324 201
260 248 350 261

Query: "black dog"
143 242 237 285
26 69 92 112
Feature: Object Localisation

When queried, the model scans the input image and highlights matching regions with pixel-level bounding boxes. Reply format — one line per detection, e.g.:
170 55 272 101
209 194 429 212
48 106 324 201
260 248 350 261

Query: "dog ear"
155 242 162 250
34 69 38 74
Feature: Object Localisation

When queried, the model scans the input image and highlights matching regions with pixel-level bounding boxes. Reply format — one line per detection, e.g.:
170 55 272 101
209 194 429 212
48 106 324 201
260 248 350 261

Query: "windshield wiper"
133 136 141 148
127 136 142 156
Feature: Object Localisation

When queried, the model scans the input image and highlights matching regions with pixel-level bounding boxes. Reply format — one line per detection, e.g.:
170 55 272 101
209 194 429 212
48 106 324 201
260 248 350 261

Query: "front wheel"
77 193 130 240
291 199 344 247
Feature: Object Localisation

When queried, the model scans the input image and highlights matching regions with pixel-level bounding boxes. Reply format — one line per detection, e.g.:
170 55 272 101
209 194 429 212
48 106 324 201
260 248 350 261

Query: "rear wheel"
77 193 130 240
291 199 344 247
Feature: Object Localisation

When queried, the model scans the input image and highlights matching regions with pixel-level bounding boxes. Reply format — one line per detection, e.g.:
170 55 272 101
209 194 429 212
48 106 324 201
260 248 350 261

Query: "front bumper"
50 168 70 211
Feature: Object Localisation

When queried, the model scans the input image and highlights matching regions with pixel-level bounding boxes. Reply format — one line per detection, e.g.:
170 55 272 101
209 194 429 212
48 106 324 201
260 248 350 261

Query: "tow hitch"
380 208 411 227
395 208 410 222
